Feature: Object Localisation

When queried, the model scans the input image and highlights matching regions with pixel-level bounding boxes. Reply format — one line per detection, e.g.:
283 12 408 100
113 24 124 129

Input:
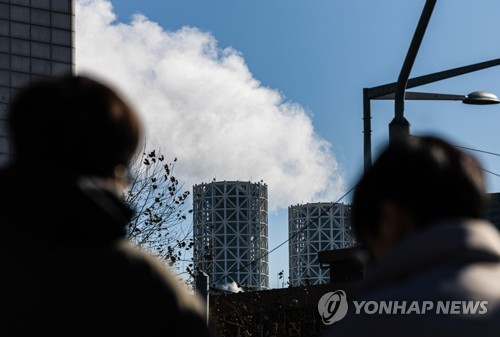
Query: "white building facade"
193 181 269 291
288 202 355 286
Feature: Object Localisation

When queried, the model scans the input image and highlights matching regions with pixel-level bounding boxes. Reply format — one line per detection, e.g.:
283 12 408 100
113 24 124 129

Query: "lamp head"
463 91 500 105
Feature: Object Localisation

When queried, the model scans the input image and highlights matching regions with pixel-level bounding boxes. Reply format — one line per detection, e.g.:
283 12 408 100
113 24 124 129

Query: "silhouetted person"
322 135 500 337
1 74 211 336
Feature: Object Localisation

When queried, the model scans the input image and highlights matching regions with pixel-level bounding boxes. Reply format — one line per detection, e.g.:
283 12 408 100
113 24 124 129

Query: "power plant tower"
288 202 355 286
193 180 269 291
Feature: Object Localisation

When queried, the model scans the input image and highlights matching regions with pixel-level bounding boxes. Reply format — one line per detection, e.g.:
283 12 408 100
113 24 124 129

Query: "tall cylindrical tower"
193 180 269 291
288 202 355 286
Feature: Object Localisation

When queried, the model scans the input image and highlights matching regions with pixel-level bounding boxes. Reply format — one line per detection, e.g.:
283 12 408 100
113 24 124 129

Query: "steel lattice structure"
193 181 269 291
288 202 355 286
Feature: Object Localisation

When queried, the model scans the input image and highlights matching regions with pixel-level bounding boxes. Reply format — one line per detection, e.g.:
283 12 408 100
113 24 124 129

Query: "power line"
453 144 500 157
483 169 500 179
409 136 500 180
452 144 500 179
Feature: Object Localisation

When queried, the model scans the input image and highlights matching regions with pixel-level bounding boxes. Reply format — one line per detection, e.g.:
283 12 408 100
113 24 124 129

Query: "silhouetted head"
352 135 488 258
8 74 142 178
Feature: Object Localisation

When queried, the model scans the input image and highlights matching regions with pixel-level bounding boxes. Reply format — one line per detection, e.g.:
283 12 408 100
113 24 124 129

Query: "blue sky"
75 0 500 288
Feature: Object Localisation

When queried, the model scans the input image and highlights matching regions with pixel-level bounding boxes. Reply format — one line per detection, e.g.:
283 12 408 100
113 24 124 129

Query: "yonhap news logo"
318 290 489 325
317 290 348 325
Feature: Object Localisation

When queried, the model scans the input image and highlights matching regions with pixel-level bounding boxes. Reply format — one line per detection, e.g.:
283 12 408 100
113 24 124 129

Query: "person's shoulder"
114 240 207 309
112 240 212 335
113 240 190 287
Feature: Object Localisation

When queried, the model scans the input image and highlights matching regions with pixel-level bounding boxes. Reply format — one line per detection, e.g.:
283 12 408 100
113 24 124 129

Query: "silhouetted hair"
352 135 488 240
8 74 142 177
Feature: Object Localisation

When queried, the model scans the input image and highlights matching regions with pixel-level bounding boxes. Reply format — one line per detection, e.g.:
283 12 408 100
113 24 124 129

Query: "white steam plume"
219 281 243 293
75 0 345 211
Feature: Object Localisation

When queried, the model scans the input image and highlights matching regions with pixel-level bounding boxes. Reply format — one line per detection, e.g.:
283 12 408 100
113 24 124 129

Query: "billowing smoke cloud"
75 0 345 211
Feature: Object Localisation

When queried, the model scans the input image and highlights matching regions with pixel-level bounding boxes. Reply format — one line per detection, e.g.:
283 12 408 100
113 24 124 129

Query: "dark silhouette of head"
352 135 488 256
8 74 142 178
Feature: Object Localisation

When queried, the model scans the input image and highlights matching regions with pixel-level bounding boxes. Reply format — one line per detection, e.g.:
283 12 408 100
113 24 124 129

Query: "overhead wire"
452 143 500 178
454 144 500 158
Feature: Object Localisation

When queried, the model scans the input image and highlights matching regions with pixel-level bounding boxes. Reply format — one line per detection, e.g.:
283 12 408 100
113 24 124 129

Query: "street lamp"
377 91 500 104
363 58 500 172
364 0 500 172
463 91 500 105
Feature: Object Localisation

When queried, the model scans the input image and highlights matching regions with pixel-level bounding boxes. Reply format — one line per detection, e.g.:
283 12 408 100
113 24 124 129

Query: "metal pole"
195 271 210 325
390 0 437 142
363 89 372 172
366 58 500 99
